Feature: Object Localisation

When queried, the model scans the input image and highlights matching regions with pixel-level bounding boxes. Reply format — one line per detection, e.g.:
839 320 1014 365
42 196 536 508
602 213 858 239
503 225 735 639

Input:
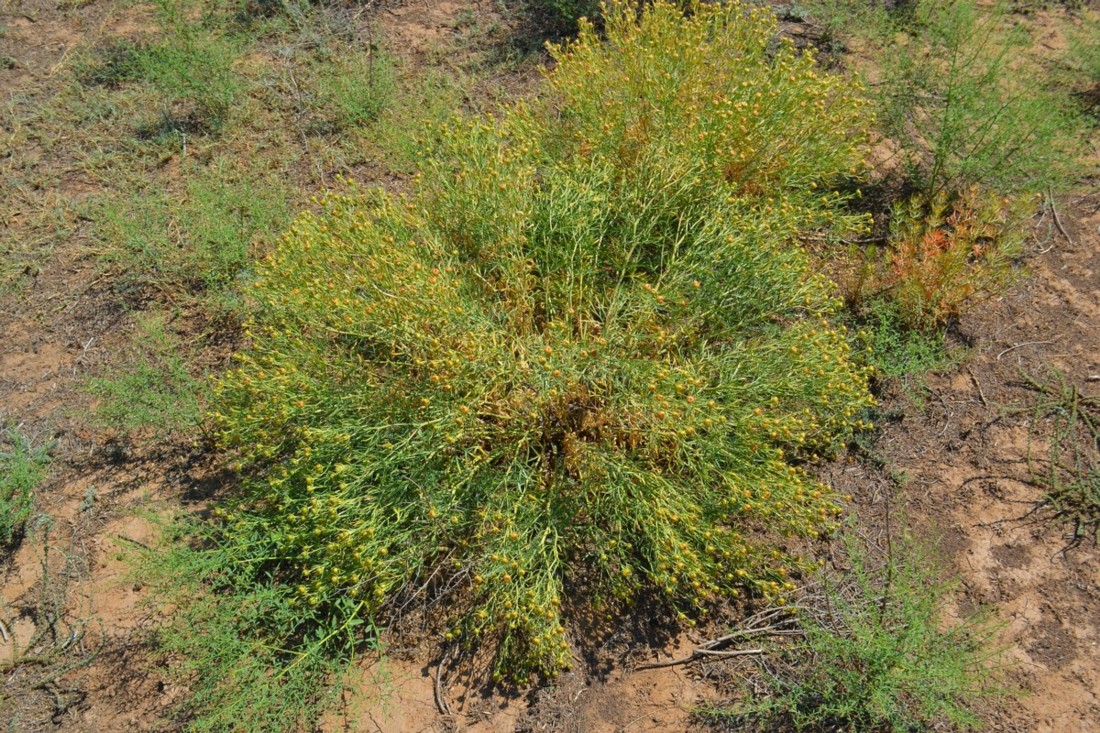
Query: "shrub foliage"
718 530 1005 732
212 0 874 679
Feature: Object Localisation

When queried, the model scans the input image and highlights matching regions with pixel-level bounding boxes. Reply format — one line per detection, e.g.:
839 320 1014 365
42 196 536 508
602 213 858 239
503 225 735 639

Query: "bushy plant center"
212 1 875 679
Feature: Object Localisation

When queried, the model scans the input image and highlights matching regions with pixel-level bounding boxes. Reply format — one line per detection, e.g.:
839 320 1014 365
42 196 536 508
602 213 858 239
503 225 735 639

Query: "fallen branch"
634 608 802 671
996 340 1057 361
1048 190 1074 247
967 367 989 409
636 646 765 670
434 646 453 717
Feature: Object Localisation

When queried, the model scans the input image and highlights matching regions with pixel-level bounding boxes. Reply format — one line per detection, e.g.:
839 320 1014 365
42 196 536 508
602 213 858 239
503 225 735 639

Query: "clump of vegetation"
877 188 1029 333
0 428 50 550
1066 10 1100 111
209 0 875 682
711 530 1005 732
313 49 396 130
790 0 895 49
799 0 1086 371
138 0 245 130
88 314 206 435
139 518 364 733
879 0 1085 199
1023 369 1100 546
834 188 1027 386
855 305 957 380
92 161 290 299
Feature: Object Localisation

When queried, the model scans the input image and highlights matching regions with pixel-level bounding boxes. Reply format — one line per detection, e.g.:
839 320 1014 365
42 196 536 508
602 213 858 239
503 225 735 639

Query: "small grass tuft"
1022 368 1100 546
138 0 246 131
87 314 206 435
0 428 51 551
708 527 1007 732
313 48 396 130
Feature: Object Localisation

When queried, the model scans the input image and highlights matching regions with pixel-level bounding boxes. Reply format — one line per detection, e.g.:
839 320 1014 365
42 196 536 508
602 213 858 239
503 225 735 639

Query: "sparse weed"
1023 369 1100 546
0 517 102 728
76 40 147 88
0 190 78 294
1068 12 1100 81
879 0 1085 199
0 428 50 550
368 69 467 172
1066 10 1100 113
709 528 1006 732
212 0 875 682
91 161 290 299
87 314 206 435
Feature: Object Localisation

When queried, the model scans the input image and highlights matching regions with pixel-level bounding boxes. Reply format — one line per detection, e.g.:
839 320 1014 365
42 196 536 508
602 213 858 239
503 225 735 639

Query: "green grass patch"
710 528 1006 732
1068 11 1100 83
858 305 957 381
0 428 50 550
91 161 290 301
87 314 206 435
138 0 247 131
312 48 396 131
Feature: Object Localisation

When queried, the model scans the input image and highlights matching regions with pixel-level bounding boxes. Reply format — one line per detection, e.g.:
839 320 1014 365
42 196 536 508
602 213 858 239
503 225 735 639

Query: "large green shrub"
212 0 874 680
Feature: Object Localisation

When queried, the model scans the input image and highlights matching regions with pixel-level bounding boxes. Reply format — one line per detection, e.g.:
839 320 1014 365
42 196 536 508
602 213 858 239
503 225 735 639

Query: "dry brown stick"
968 367 989 409
635 647 766 671
632 605 807 672
1048 190 1074 246
997 340 1057 361
434 647 453 717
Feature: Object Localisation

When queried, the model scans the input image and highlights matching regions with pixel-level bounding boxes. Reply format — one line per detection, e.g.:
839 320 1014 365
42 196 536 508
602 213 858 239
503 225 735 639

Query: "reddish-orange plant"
887 188 1030 331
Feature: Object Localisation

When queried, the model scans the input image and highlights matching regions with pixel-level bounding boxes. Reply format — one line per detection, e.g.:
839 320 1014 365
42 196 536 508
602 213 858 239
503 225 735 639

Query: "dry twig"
1048 190 1074 247
634 607 802 671
434 646 453 717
